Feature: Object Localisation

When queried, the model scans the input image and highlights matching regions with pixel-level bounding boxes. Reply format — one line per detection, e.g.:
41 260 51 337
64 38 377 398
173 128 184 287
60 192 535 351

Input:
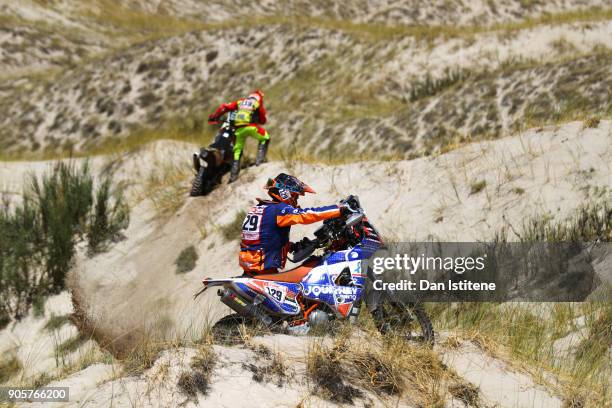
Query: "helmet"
264 173 315 206
249 89 264 103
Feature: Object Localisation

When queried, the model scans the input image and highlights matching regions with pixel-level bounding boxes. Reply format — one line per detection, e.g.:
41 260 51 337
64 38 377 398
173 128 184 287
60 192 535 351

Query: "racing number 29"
242 214 260 232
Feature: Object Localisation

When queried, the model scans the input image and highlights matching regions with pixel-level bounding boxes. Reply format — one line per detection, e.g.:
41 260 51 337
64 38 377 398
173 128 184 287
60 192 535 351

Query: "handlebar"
289 195 364 263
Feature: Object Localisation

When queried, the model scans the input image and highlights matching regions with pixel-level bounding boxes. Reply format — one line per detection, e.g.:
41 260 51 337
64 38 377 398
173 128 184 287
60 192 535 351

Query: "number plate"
241 207 264 241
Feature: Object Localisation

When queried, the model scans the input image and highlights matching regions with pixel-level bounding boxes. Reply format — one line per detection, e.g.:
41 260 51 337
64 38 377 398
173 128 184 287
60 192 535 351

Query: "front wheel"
371 293 434 346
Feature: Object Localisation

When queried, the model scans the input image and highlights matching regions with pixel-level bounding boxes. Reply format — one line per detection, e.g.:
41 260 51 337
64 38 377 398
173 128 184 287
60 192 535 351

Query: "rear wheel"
190 167 206 196
371 293 434 346
211 313 249 344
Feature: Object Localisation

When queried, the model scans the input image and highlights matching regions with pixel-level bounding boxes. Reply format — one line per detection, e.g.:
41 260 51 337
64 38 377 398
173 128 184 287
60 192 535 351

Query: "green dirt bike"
190 117 268 196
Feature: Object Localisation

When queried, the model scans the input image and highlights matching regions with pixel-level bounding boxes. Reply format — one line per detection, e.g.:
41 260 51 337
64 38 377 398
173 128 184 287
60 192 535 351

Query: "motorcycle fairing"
238 279 301 315
301 260 365 318
324 238 381 266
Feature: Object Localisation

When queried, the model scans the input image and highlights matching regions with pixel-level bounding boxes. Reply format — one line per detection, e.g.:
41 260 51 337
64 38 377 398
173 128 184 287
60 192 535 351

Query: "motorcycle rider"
208 90 270 182
239 173 350 275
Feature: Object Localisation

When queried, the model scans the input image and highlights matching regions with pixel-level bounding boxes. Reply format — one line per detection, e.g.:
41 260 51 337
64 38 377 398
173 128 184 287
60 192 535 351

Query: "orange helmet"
264 173 315 206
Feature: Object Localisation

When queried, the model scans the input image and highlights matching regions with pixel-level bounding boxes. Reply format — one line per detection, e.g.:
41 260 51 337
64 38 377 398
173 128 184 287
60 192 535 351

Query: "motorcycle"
190 115 270 196
190 119 235 196
195 196 434 344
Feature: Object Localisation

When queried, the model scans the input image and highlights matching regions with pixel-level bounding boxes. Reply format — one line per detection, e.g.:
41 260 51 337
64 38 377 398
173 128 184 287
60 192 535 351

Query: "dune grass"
177 345 217 398
248 7 612 43
15 2 612 46
83 0 210 41
0 355 22 384
44 314 72 332
432 201 612 406
137 161 192 217
55 333 88 355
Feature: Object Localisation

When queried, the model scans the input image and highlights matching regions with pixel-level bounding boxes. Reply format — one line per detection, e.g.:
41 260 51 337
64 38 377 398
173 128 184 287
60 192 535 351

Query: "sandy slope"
19 333 567 408
1 120 610 407
1 120 610 350
13 120 609 353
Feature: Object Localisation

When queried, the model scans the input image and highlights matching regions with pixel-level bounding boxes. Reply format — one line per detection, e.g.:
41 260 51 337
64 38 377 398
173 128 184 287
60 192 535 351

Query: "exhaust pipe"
219 288 272 326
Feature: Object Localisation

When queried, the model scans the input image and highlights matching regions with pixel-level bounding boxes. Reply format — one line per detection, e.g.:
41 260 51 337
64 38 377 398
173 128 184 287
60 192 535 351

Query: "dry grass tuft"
178 344 217 398
122 335 167 375
0 354 22 383
138 162 191 217
583 116 601 129
469 179 487 195
448 382 481 407
306 330 448 406
243 351 290 387
307 341 364 404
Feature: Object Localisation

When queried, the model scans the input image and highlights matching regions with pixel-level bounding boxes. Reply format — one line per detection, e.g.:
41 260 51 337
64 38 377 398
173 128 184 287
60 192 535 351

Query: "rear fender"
194 278 242 299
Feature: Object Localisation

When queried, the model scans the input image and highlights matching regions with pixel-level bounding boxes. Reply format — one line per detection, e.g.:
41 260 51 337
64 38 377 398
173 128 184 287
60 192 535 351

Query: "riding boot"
255 140 269 166
229 157 241 183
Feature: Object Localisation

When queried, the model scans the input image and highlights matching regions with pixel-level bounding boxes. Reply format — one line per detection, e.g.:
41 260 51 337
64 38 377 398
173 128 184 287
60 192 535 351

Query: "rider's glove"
290 237 311 253
208 114 218 122
339 204 353 217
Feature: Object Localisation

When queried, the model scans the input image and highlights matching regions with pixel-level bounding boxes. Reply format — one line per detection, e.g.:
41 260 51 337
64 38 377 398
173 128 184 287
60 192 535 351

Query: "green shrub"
87 176 129 254
55 333 88 355
0 310 9 330
32 294 46 318
0 161 129 322
29 161 93 291
175 245 198 274
44 314 71 332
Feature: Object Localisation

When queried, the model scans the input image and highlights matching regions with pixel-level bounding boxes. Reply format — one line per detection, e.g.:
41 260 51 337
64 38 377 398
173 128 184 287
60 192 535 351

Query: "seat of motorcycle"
255 261 317 283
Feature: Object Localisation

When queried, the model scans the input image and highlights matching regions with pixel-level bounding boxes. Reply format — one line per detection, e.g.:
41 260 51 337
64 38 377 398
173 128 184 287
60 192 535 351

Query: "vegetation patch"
307 343 364 404
0 354 21 383
435 201 612 406
516 201 611 242
583 116 600 129
353 351 403 395
55 333 88 355
449 382 481 407
0 161 129 321
469 179 487 195
242 349 289 387
175 245 198 274
178 346 217 398
43 314 72 332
